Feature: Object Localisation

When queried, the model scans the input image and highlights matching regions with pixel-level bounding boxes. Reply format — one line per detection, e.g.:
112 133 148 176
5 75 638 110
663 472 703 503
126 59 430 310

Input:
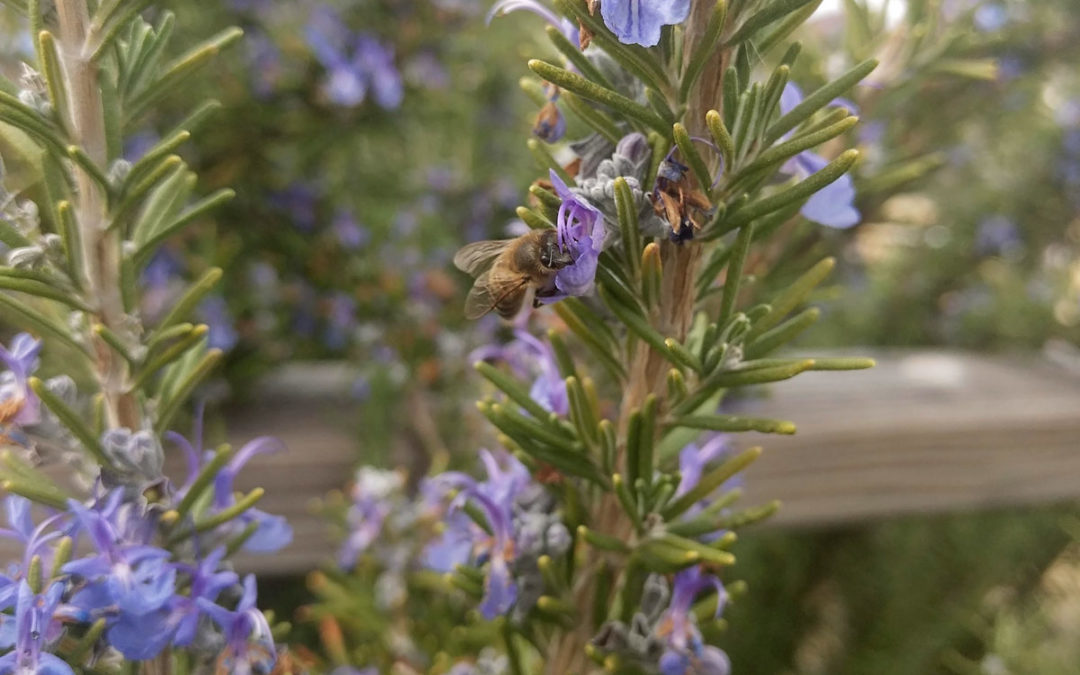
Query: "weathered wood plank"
737 350 1080 526
3 351 1079 576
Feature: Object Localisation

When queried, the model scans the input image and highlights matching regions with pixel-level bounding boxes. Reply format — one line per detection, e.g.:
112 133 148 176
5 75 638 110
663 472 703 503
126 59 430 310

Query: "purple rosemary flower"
655 567 730 675
0 581 72 675
197 575 276 675
324 292 357 352
675 435 736 502
269 183 319 232
471 330 568 415
213 438 293 553
778 83 860 229
338 468 404 569
166 413 293 554
423 450 568 619
123 131 159 163
422 451 529 617
534 85 567 143
0 333 41 428
601 0 691 47
549 170 606 298
0 497 62 580
332 209 370 251
169 547 239 647
0 498 64 632
62 498 177 660
487 1 579 45
247 31 284 99
975 215 1022 258
405 51 451 91
305 8 403 110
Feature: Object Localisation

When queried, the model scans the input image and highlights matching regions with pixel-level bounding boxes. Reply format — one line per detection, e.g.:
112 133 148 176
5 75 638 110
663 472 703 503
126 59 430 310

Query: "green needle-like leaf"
718 222 755 329
29 377 111 467
662 447 762 519
174 443 235 517
675 414 796 434
154 267 222 333
766 58 877 143
718 150 858 235
528 60 671 136
527 137 574 185
724 0 819 46
679 0 728 103
545 25 614 89
706 110 735 172
749 257 834 339
476 360 552 422
745 307 820 358
674 122 714 192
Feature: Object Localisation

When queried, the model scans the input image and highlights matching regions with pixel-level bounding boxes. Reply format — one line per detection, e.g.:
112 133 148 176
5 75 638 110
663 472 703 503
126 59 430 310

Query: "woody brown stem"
544 2 728 672
55 0 140 430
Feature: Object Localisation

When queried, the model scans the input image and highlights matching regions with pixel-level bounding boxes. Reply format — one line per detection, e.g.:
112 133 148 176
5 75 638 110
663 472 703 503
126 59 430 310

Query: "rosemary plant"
0 0 287 671
316 1 880 673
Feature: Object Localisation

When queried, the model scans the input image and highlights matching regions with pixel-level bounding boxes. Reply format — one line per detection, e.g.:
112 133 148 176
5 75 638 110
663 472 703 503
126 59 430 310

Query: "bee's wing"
464 268 530 319
464 271 497 319
454 240 510 277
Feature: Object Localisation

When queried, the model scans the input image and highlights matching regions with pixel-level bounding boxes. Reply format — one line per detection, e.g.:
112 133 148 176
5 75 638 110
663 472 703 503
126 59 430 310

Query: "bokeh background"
3 0 1080 672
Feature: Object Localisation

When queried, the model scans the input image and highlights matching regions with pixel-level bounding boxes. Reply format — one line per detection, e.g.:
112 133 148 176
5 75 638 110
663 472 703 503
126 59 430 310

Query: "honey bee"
454 229 574 319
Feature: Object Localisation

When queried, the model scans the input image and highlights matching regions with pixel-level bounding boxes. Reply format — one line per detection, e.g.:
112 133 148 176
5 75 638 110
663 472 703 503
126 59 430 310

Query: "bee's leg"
533 285 560 308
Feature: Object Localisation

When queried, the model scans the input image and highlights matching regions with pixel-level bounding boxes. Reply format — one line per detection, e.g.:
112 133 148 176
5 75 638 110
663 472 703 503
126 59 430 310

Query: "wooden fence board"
3 350 1079 576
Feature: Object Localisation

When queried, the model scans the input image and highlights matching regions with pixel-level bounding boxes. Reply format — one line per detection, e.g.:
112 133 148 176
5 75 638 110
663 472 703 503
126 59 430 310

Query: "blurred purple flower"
62 498 177 660
422 450 539 619
351 375 371 402
472 331 568 415
292 282 318 338
974 2 1008 31
124 131 159 162
0 582 72 675
779 83 860 229
675 435 735 501
338 468 403 568
996 54 1024 82
550 170 606 297
169 547 238 647
655 567 730 675
405 52 451 90
197 575 276 675
215 438 293 553
0 333 41 428
534 86 567 144
601 0 691 47
269 183 319 232
487 1 579 45
305 8 403 109
426 165 457 192
1054 99 1080 130
199 296 239 352
0 497 63 616
858 120 886 146
141 249 184 323
324 292 357 351
247 31 285 99
975 215 1022 258
166 413 292 554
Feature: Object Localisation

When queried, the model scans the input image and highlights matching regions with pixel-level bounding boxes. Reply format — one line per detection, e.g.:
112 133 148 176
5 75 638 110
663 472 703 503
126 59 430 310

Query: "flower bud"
101 428 164 483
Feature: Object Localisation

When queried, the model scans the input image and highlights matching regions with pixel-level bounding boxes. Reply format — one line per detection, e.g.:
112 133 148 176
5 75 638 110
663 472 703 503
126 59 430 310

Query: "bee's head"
539 230 574 269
